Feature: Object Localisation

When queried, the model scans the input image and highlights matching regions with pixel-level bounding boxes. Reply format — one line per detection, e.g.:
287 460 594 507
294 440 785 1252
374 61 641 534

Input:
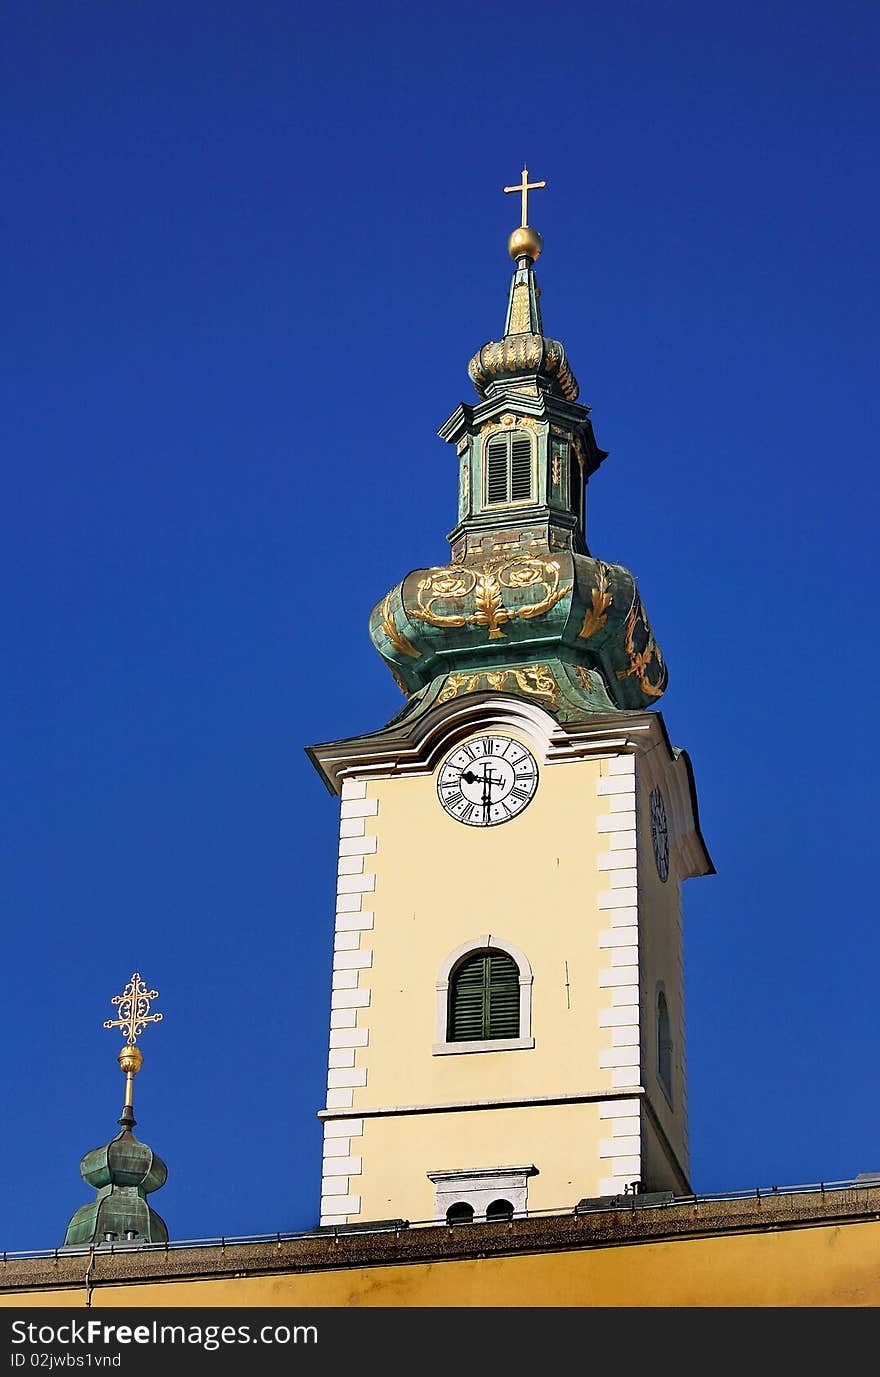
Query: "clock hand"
462 767 496 787
462 766 505 791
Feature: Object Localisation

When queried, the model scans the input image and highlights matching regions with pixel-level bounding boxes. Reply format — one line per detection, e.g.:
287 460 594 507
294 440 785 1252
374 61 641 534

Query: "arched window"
486 1199 514 1222
434 935 534 1054
448 949 520 1042
657 991 673 1101
429 1166 538 1222
484 431 534 506
446 1202 474 1225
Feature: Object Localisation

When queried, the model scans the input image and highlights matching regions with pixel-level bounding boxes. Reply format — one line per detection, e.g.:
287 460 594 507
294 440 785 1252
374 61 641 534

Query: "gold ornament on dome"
103 971 163 1114
103 972 163 1046
381 594 421 659
578 562 613 640
509 282 532 333
616 597 666 698
412 554 571 640
573 665 594 694
438 663 558 707
468 336 579 403
480 413 540 437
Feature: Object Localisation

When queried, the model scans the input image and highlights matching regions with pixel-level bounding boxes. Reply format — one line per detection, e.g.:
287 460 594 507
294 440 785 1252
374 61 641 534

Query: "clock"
437 735 538 827
649 787 669 882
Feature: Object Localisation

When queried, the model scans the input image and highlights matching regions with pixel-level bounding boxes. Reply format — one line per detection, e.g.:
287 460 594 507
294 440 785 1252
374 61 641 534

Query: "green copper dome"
63 1124 168 1247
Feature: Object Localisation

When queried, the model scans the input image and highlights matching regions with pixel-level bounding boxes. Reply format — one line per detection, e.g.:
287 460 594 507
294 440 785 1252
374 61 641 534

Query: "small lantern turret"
62 973 169 1248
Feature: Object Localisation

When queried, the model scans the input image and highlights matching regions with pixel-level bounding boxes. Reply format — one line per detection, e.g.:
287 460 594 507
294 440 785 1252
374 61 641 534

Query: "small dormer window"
484 431 533 506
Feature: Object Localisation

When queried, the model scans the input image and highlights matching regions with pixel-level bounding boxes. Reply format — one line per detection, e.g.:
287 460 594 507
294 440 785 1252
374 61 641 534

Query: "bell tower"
308 171 713 1227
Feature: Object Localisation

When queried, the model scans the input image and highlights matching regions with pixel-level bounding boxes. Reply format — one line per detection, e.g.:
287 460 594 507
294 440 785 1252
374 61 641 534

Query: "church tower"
308 171 713 1228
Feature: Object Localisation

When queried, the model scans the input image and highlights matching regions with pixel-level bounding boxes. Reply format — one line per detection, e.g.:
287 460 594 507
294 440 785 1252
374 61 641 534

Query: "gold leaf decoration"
438 664 558 707
473 572 510 639
615 599 666 698
513 666 557 702
578 563 613 640
480 413 541 436
411 554 571 640
438 672 481 703
381 594 421 659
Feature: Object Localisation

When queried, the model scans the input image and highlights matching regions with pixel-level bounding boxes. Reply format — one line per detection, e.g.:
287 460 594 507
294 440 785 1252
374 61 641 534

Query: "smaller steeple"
62 973 169 1248
468 166 578 403
503 166 546 337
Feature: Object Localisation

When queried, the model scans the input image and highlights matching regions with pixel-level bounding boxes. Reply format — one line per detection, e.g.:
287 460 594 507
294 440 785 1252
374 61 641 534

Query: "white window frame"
433 934 534 1055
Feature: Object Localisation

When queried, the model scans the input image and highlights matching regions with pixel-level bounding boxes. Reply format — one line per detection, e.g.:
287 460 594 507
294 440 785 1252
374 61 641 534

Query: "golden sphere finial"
508 225 543 262
118 1043 144 1076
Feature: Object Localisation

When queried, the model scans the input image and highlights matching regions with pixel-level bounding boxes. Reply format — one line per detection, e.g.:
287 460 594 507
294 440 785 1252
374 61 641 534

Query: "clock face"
650 787 669 882
437 735 538 827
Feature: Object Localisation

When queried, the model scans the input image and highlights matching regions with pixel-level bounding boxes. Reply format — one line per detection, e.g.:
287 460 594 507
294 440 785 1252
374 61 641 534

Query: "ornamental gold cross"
504 166 547 227
103 971 163 1045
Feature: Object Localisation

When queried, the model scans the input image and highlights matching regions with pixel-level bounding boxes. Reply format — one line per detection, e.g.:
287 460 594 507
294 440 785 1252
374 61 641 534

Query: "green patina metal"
62 1112 168 1247
369 237 667 722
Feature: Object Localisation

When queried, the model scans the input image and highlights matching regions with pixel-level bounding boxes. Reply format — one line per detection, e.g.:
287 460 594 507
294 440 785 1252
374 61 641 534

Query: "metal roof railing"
1 1176 876 1264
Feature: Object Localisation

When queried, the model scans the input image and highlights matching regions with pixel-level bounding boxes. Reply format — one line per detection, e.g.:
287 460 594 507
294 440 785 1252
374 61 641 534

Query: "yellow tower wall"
316 708 709 1227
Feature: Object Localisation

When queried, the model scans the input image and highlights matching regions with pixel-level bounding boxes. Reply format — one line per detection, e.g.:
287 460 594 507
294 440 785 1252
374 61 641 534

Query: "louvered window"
510 436 532 499
486 440 509 504
483 431 533 506
448 949 520 1042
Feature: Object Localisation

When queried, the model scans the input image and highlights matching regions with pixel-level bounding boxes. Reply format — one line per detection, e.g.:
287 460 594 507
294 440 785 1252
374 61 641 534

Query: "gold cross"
504 166 547 227
103 971 163 1045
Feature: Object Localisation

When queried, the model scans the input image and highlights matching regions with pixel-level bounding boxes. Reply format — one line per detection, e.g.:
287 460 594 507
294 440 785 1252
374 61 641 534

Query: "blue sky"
1 1 878 1250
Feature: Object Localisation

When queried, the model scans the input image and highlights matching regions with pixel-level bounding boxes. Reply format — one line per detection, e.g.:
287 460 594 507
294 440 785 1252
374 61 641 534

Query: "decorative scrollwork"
381 594 421 659
412 554 571 640
616 597 666 698
103 972 163 1045
578 562 613 640
438 663 558 707
479 413 541 437
573 665 594 694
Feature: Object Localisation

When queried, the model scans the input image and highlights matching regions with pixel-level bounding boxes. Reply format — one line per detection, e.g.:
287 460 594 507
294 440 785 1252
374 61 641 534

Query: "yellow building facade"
4 1188 879 1307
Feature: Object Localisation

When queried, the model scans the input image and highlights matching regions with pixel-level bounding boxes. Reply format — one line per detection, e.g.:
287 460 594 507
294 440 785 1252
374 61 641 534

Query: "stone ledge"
2 1187 879 1296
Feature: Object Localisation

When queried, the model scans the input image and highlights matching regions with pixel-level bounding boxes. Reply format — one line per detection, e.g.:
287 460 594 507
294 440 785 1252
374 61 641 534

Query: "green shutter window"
510 436 532 500
486 439 509 504
483 431 533 506
448 949 520 1042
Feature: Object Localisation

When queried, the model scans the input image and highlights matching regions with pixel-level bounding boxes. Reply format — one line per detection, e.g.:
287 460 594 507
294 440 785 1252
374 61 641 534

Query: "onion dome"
371 552 666 722
468 169 578 402
62 973 169 1247
63 1127 168 1248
